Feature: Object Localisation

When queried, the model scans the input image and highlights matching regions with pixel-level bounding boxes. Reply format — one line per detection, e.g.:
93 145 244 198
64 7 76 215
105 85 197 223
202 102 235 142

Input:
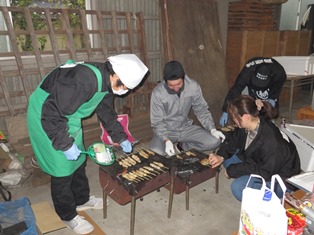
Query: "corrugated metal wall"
91 0 164 84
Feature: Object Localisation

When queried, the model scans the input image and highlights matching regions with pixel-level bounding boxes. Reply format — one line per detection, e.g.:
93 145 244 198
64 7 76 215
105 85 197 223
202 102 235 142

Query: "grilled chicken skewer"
134 170 151 180
141 148 154 155
150 163 166 173
185 151 196 157
129 172 146 181
152 161 168 169
131 154 141 163
122 173 140 183
143 166 159 175
135 148 150 158
139 167 157 176
118 159 129 168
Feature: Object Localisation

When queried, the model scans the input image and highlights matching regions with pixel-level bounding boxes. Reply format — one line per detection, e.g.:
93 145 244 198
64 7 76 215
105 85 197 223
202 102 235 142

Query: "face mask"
111 80 129 96
112 88 129 96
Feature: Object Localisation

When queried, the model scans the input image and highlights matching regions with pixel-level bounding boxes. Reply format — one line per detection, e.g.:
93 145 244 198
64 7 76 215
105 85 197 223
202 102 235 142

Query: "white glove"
165 140 175 156
211 129 225 142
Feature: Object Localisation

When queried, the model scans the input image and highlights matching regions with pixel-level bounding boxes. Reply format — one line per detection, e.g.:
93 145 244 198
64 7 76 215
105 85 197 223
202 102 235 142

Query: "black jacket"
217 118 301 182
222 57 286 112
40 62 127 151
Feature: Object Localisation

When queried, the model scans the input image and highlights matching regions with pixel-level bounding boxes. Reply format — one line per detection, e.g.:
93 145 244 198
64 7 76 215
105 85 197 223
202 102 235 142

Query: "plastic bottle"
280 117 286 128
299 204 314 235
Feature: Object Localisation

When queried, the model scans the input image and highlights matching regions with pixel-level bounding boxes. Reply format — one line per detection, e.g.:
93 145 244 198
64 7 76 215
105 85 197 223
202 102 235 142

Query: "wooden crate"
296 106 314 120
228 0 278 31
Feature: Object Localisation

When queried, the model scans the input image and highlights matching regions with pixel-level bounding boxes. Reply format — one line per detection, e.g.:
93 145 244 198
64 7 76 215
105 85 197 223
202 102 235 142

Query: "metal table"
284 75 314 122
98 149 219 235
98 151 173 235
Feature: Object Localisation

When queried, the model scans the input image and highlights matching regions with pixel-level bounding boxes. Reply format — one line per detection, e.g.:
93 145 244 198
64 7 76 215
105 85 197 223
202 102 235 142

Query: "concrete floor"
7 89 313 235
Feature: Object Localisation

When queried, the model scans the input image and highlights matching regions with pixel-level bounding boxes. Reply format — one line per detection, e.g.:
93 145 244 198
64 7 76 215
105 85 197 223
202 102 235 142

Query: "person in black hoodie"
209 95 300 201
219 57 286 127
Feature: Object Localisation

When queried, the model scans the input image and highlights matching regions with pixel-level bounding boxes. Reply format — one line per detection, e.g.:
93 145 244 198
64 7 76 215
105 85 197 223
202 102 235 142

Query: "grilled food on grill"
185 151 196 157
131 154 141 163
200 158 211 166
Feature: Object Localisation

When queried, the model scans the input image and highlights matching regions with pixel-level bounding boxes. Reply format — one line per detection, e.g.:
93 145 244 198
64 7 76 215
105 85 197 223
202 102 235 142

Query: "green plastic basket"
82 142 115 166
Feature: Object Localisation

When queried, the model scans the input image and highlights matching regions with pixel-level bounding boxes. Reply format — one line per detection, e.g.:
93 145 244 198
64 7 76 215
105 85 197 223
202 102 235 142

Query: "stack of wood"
228 0 278 30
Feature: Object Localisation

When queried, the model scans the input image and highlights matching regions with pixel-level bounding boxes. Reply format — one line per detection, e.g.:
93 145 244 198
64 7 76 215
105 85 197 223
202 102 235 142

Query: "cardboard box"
281 124 314 172
31 202 66 235
31 202 106 235
273 56 314 75
77 211 107 235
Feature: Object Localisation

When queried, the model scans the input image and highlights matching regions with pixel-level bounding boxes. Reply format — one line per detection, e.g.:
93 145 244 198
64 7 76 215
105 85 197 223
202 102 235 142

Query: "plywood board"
77 211 107 235
160 0 229 122
31 201 66 234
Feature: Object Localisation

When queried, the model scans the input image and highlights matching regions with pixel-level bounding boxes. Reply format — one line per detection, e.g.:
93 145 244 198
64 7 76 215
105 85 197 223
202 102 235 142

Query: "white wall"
280 0 314 30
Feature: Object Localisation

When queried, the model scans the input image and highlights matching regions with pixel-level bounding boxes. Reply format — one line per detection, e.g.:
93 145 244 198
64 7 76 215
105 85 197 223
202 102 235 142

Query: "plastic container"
272 56 314 75
82 142 115 166
280 124 314 172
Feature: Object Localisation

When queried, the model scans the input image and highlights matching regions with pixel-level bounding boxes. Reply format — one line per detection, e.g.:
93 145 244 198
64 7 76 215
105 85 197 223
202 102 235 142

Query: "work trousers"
223 154 286 201
149 124 221 156
51 160 90 221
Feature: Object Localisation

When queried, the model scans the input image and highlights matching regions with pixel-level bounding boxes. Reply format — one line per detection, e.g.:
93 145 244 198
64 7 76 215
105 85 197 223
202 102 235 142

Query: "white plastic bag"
238 174 288 235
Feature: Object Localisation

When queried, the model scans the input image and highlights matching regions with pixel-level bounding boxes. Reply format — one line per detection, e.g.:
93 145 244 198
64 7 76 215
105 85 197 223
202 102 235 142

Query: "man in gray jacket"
149 60 225 156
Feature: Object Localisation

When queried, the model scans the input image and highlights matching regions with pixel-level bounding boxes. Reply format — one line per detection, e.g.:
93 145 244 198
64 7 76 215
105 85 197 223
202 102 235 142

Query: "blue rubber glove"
266 99 276 107
219 112 228 127
120 139 132 153
63 144 81 161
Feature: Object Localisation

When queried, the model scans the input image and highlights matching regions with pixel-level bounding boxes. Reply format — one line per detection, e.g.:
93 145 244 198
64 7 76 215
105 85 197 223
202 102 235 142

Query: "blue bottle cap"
263 189 272 201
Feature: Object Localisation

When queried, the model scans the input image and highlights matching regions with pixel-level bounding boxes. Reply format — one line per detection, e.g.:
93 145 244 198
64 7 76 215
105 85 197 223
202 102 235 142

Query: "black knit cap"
163 60 185 80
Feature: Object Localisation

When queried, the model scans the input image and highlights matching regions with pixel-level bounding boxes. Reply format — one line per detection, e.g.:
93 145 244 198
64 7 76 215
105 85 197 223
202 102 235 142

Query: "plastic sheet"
0 197 37 234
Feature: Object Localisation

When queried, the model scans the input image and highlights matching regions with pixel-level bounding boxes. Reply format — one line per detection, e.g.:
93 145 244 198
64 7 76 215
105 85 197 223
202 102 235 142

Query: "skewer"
137 150 149 159
122 173 140 183
143 166 159 175
131 154 141 163
139 167 156 177
176 154 183 159
150 163 166 173
185 151 196 157
152 161 168 169
129 172 146 181
139 147 155 156
134 170 151 180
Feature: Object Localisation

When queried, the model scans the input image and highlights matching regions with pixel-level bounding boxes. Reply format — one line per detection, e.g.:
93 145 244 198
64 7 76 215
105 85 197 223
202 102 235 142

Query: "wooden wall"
160 0 229 123
226 30 312 87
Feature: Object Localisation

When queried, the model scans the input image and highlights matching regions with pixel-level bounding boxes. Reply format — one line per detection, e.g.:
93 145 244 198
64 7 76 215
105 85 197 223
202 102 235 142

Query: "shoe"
76 196 107 211
63 215 94 234
174 142 184 154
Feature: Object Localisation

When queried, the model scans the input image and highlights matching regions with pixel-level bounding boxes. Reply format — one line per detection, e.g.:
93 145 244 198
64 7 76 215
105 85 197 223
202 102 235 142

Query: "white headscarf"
108 54 148 89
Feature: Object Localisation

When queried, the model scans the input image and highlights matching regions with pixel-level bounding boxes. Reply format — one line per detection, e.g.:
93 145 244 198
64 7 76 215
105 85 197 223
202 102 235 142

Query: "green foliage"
11 0 85 51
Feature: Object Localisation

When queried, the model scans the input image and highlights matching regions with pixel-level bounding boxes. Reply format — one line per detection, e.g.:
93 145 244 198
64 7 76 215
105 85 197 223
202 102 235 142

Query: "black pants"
51 160 90 221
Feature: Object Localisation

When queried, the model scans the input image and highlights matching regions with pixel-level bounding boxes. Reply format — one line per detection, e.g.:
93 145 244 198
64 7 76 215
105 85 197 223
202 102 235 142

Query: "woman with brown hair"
209 95 300 201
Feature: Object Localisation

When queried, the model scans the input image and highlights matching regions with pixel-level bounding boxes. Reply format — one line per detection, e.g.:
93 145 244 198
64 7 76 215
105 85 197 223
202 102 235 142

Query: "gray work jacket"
150 75 215 141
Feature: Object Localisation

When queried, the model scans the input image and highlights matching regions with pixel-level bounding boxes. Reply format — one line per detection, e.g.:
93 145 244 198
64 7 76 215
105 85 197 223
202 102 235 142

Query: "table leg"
185 179 190 210
130 196 136 235
103 190 107 219
288 80 294 122
310 78 314 102
215 168 220 194
167 175 175 218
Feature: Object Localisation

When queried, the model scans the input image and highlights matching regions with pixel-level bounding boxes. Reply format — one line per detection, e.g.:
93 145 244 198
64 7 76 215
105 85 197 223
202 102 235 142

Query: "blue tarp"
0 197 37 235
